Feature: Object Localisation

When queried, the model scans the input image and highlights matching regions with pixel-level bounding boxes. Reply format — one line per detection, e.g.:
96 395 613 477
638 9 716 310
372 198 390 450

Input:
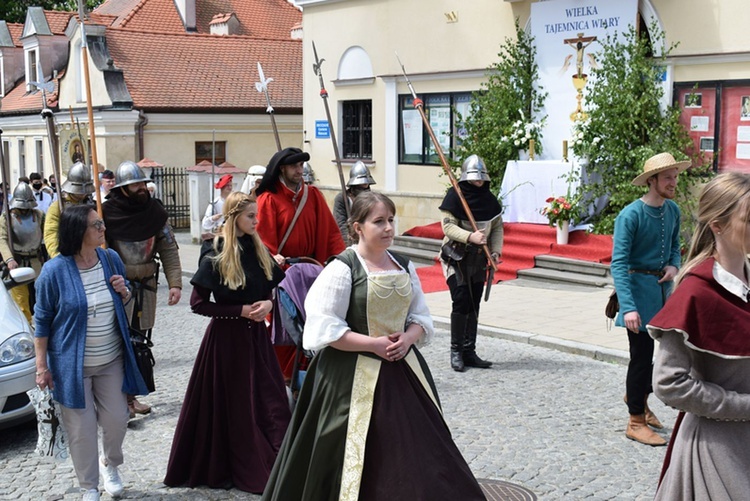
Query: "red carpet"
404 222 613 293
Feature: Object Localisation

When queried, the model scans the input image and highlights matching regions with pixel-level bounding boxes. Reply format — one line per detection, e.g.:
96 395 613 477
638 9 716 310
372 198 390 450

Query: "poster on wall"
719 86 750 172
531 0 638 160
677 86 716 166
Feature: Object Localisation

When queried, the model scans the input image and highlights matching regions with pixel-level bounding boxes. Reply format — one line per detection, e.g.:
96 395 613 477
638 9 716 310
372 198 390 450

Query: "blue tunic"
611 199 681 332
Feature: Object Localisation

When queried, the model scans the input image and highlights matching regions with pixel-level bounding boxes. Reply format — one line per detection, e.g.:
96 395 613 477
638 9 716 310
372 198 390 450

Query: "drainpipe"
136 109 148 160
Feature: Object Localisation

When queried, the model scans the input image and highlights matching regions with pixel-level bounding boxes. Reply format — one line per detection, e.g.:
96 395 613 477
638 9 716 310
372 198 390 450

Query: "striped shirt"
79 261 122 367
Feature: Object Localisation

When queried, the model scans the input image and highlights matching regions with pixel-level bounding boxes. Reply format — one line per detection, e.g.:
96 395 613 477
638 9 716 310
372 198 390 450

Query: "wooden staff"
41 108 64 211
396 54 496 272
256 62 282 151
78 9 103 218
312 41 349 220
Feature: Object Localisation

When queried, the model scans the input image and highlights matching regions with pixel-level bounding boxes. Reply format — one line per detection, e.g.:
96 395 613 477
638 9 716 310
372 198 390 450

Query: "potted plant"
542 195 577 244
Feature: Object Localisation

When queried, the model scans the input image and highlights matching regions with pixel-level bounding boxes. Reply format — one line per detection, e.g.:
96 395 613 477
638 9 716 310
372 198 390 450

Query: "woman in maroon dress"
164 192 290 493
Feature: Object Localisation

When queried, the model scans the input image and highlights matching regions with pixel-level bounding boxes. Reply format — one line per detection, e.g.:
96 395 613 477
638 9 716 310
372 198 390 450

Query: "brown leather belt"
629 269 664 277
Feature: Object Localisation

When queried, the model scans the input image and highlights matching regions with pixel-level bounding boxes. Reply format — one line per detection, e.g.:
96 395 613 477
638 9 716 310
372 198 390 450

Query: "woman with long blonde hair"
648 172 750 500
165 191 290 494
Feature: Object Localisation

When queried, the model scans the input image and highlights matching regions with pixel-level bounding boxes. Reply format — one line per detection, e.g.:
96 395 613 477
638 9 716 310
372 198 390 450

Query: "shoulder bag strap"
277 183 309 255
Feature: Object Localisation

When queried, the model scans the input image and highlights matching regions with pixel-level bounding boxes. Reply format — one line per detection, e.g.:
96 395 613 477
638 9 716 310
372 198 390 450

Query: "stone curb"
431 315 629 366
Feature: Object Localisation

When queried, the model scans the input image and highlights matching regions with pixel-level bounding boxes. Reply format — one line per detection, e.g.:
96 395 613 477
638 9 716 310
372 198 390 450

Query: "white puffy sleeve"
406 261 434 347
302 259 353 351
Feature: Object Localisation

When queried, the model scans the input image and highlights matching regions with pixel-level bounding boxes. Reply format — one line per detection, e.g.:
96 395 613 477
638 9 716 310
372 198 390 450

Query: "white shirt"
80 261 122 367
31 189 53 213
202 197 225 232
302 248 434 351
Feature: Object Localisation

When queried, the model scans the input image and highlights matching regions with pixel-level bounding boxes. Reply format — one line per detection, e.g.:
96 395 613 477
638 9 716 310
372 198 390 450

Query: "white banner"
531 0 638 160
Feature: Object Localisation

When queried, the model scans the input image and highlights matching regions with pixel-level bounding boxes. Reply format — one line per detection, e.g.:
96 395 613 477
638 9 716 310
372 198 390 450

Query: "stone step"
394 235 442 252
516 267 613 288
534 254 610 277
389 244 439 267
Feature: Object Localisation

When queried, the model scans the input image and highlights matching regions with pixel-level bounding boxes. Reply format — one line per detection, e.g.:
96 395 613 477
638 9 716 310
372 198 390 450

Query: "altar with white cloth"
498 160 579 224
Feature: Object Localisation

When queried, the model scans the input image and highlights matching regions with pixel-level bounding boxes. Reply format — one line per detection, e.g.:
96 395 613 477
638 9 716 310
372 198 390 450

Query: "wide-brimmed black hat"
255 147 311 195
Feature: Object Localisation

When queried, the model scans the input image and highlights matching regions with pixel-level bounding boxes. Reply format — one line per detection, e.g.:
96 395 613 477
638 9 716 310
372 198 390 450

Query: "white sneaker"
82 489 100 501
100 457 124 497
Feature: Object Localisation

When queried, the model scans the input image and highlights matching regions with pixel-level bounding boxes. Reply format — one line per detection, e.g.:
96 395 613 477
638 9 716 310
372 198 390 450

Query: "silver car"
0 267 36 429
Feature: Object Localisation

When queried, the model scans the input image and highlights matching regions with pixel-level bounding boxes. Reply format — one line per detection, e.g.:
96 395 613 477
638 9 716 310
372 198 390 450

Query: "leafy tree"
0 1 103 24
572 24 712 237
456 19 547 193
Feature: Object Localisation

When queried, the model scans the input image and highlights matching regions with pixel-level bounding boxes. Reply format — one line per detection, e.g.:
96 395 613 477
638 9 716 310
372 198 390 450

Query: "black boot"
450 313 466 372
463 313 492 368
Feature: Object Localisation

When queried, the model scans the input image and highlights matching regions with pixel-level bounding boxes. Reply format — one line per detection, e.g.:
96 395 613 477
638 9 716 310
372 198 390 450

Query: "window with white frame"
25 47 39 91
18 139 25 177
398 92 472 165
35 139 44 173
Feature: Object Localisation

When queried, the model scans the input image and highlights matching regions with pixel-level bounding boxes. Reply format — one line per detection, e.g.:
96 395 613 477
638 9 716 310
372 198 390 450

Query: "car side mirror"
4 267 36 289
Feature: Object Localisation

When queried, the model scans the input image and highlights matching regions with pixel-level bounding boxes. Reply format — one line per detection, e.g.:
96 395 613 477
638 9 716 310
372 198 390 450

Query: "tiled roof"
0 79 58 115
42 10 75 35
105 29 302 111
8 23 23 46
93 0 301 39
195 0 301 38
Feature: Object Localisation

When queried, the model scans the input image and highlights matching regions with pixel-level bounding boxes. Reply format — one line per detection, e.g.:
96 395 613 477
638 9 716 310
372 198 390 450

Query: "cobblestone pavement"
0 282 677 500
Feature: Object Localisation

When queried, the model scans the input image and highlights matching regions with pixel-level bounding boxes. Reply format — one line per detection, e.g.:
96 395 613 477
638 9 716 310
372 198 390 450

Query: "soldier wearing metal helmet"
438 154 503 372
102 160 183 417
333 161 376 244
301 162 315 185
43 162 95 259
0 183 47 321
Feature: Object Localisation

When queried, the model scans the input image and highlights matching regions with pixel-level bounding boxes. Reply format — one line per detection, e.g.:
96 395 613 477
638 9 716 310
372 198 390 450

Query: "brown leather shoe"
130 397 151 415
127 404 136 419
624 395 664 429
626 414 667 446
644 399 664 429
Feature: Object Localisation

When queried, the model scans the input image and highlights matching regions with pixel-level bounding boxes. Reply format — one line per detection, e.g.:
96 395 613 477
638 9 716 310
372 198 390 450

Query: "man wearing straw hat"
611 152 689 446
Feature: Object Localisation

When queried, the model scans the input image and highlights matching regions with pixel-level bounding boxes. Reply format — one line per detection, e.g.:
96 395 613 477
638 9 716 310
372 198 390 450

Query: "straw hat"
632 153 690 186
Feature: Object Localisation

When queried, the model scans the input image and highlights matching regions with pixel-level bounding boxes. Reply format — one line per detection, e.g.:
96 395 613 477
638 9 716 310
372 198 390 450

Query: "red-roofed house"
0 0 303 235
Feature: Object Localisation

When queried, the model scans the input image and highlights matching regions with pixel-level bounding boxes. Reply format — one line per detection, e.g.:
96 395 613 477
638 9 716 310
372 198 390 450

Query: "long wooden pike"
396 53 497 275
312 41 349 220
77 1 103 219
30 78 64 210
256 62 282 151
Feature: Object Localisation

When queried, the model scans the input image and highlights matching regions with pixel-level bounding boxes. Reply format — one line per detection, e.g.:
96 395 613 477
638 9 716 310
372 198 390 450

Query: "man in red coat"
256 147 345 267
255 147 345 380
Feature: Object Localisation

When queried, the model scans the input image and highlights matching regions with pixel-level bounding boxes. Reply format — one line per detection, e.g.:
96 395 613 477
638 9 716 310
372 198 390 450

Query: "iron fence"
151 166 190 229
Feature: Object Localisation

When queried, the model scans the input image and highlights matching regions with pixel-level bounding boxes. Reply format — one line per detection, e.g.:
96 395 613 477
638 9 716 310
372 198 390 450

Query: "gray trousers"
60 357 129 490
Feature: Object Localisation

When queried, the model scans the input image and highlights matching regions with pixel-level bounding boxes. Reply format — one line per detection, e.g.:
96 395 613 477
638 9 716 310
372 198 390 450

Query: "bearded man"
611 152 689 447
102 161 182 416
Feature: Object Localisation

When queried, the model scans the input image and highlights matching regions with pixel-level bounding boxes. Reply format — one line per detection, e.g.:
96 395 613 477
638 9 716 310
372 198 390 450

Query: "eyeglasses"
90 219 106 231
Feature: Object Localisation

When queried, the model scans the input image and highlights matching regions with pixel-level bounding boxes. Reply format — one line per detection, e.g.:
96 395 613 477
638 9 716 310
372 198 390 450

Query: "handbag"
130 328 156 393
102 250 156 392
605 289 619 320
27 387 69 460
440 240 467 263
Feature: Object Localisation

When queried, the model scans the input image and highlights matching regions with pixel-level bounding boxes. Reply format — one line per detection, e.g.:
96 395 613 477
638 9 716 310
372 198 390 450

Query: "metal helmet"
346 161 376 187
61 162 95 195
10 183 37 210
302 162 315 184
459 154 490 182
113 160 150 189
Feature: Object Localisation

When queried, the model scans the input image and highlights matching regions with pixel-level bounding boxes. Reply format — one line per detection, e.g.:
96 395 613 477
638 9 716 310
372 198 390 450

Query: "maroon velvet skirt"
164 317 291 493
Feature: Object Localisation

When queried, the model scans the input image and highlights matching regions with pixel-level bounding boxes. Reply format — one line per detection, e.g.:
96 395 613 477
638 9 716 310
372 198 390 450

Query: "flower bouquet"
500 111 545 160
541 195 576 229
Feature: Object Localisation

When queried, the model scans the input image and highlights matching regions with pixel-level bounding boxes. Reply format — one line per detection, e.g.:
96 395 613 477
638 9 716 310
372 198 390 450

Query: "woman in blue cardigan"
34 205 148 501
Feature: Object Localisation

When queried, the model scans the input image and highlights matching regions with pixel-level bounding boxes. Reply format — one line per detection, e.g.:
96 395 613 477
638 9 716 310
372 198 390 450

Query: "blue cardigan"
34 247 149 408
611 199 681 332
